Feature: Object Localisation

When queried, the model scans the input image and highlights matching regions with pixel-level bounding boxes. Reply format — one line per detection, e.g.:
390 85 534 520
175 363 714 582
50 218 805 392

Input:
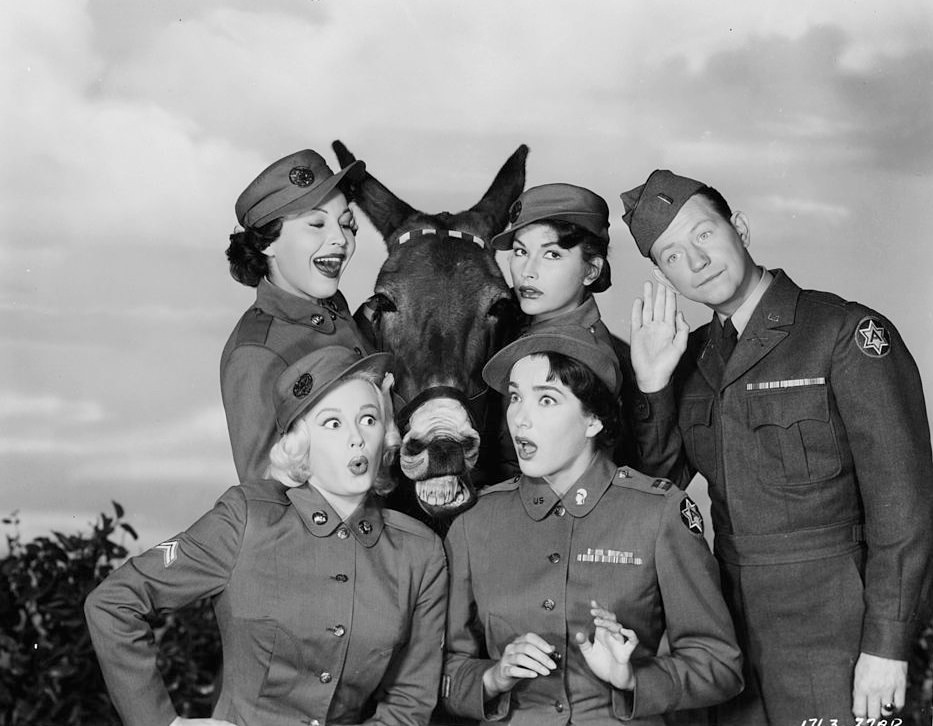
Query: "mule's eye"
487 296 517 320
370 293 397 314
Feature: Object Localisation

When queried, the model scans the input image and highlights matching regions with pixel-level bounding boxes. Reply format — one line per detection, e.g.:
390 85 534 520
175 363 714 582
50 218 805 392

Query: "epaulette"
478 474 522 496
611 466 676 496
383 509 439 541
235 307 274 347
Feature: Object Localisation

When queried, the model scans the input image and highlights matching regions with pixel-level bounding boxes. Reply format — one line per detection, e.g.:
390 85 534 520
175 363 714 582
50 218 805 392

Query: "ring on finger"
882 702 896 713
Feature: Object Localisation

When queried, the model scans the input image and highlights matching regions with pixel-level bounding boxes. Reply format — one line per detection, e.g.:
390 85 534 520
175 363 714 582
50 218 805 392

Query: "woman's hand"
575 600 639 691
630 280 689 392
169 718 237 726
482 632 558 698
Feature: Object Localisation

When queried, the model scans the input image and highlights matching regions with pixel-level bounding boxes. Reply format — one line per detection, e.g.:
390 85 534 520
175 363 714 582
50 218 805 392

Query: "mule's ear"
451 144 529 245
332 140 416 245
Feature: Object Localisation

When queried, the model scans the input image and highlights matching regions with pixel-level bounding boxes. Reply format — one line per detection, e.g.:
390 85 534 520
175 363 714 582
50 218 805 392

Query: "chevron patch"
154 541 178 567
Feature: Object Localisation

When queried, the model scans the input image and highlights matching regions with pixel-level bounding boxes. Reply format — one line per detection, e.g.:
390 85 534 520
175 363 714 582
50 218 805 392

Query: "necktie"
721 317 738 361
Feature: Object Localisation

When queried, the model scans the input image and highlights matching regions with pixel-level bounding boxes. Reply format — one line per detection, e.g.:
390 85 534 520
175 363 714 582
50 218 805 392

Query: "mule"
333 140 527 522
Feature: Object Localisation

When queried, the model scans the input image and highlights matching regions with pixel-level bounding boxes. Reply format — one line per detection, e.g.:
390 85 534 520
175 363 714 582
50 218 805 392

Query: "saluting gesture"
630 280 690 393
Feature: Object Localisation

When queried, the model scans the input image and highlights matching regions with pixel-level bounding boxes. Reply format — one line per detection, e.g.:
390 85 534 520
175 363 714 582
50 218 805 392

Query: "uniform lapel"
720 270 799 390
696 320 725 390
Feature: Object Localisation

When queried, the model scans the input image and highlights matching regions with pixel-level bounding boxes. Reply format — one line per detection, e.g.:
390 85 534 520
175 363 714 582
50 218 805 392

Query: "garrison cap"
490 183 610 250
619 170 707 257
235 149 365 229
482 326 621 396
274 346 393 435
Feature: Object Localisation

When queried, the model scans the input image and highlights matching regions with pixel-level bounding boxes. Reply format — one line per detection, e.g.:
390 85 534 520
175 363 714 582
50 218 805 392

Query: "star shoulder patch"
854 316 891 358
154 540 178 567
679 497 704 536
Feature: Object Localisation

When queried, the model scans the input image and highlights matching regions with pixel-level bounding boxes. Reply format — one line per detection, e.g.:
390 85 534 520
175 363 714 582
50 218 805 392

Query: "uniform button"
312 511 328 525
310 313 325 326
334 573 348 583
337 527 350 540
548 553 561 564
330 624 346 637
358 520 372 535
319 671 332 683
554 505 566 517
551 650 563 666
554 700 564 712
542 598 556 611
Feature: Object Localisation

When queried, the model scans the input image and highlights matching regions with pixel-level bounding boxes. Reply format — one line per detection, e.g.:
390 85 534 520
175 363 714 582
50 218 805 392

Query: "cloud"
0 390 106 423
755 195 851 224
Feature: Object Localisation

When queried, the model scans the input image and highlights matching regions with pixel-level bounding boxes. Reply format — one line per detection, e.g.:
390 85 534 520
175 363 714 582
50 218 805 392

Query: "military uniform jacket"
85 480 448 726
632 269 933 659
220 279 372 482
442 453 743 725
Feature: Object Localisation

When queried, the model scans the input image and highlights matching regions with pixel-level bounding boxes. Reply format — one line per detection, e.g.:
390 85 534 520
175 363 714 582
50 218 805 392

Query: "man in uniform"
619 169 933 725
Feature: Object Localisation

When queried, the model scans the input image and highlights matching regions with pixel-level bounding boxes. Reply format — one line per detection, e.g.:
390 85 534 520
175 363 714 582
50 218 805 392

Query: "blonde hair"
268 371 400 495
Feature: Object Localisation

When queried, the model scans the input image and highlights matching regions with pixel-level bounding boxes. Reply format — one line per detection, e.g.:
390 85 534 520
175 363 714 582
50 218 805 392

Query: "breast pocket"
679 395 718 480
747 385 841 485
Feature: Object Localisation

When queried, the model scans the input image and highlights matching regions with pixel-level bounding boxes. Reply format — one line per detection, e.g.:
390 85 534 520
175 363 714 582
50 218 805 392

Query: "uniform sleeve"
365 533 449 726
613 493 744 720
830 308 933 659
441 515 511 721
632 383 697 490
221 344 287 482
84 486 247 726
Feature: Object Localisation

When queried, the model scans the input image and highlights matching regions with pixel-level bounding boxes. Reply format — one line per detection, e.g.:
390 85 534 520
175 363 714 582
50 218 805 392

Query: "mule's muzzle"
415 475 477 518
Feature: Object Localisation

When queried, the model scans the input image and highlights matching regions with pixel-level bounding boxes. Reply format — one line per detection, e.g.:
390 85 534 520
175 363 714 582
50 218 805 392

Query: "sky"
2 0 932 553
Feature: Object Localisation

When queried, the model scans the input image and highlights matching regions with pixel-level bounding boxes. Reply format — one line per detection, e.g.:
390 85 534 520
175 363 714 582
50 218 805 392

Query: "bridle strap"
391 228 486 248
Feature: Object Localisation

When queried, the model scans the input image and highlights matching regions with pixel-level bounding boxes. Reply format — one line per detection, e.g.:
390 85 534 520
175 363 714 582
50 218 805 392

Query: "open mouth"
514 437 537 460
313 254 346 278
518 285 543 299
347 456 369 475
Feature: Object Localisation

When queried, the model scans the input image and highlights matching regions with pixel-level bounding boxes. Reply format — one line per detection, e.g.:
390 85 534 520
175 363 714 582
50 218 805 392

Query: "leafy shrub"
0 504 221 726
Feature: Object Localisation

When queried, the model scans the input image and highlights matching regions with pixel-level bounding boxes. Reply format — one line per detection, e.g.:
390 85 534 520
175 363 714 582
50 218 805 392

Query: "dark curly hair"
546 220 612 293
539 351 621 452
225 218 284 287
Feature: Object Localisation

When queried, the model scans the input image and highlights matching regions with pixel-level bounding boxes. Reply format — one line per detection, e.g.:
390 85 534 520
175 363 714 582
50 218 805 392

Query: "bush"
0 504 221 726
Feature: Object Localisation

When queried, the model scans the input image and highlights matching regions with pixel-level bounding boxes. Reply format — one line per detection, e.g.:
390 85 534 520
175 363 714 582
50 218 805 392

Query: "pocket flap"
748 386 829 429
680 396 714 427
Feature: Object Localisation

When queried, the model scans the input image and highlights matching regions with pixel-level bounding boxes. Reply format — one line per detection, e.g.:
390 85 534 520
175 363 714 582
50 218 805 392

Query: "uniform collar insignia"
287 485 384 546
255 278 347 329
518 453 616 520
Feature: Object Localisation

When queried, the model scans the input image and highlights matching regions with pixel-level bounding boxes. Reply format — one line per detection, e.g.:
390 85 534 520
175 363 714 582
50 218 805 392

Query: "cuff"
611 661 679 720
861 616 922 661
633 385 677 423
443 658 510 721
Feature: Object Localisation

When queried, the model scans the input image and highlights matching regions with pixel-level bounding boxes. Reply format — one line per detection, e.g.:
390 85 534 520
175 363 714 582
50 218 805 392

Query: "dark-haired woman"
442 328 743 724
222 149 373 481
490 183 637 465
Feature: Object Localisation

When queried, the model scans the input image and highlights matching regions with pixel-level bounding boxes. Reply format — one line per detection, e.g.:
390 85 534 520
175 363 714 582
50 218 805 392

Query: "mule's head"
334 140 527 517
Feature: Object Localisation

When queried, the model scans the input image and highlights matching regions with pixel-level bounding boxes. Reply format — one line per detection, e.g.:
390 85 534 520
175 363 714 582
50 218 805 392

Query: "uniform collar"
519 452 617 521
715 267 772 336
286 484 384 547
255 278 350 329
524 294 601 333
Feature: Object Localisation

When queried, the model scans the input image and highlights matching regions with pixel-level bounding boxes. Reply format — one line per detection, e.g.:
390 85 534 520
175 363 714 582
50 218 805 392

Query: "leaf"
120 523 138 540
112 501 124 519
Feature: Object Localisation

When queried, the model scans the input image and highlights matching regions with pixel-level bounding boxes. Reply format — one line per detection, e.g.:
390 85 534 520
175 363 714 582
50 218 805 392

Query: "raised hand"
630 280 689 393
482 632 558 698
575 600 639 691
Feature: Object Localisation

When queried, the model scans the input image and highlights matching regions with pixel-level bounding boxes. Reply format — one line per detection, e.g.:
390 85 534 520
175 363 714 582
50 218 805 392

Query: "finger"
617 626 639 644
573 630 591 652
642 281 654 325
663 284 678 322
894 683 907 709
503 661 546 680
631 297 644 332
516 632 557 654
851 689 867 721
590 606 618 622
509 651 554 676
652 279 667 321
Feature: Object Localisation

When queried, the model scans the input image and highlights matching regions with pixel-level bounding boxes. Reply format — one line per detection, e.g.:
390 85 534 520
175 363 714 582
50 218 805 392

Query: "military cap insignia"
288 166 315 187
155 540 178 567
855 316 891 358
293 373 314 398
656 193 673 205
509 199 522 223
680 497 704 536
309 313 325 327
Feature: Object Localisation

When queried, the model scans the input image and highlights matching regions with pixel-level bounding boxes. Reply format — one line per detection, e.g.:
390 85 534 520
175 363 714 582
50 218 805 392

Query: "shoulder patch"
854 316 891 358
612 467 675 496
234 307 274 347
679 496 704 536
478 476 522 496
